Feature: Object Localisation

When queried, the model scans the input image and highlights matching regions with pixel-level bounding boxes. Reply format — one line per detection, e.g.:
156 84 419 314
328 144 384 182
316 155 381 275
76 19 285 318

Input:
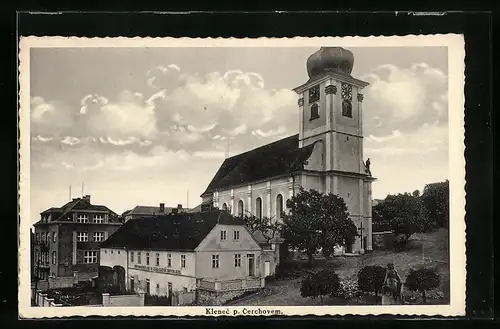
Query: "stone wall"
102 292 145 307
196 288 261 306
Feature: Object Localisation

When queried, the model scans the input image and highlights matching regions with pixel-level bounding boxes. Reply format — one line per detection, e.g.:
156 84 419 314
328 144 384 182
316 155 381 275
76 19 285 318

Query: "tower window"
341 83 353 118
310 104 320 120
308 85 320 103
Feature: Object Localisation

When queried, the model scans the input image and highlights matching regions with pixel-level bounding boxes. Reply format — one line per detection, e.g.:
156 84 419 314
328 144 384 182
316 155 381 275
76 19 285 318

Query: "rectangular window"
41 232 46 243
146 252 150 265
137 252 142 264
52 251 57 265
77 214 89 223
234 254 241 267
36 233 40 242
77 232 88 242
212 255 219 268
156 283 160 295
53 232 57 242
220 230 227 241
93 214 104 223
233 230 240 241
93 232 104 242
83 251 97 264
104 249 107 254
181 255 186 268
156 253 160 266
46 233 51 243
146 279 150 295
118 250 120 255
167 254 171 267
130 251 134 262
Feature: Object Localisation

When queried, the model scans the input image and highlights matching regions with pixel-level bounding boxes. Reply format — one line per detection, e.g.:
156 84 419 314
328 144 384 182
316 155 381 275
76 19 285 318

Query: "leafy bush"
357 265 386 296
336 279 360 300
144 294 172 306
405 267 441 303
300 269 340 304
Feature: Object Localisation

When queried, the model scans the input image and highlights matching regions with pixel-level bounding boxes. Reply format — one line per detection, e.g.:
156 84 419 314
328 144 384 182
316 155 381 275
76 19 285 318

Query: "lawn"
227 229 450 306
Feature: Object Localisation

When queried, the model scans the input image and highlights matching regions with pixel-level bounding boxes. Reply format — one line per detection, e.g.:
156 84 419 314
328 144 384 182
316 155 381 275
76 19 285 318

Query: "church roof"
202 134 316 195
100 210 245 251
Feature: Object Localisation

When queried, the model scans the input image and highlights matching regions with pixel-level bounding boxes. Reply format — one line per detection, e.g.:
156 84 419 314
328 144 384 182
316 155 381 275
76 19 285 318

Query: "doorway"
247 254 255 277
130 277 135 292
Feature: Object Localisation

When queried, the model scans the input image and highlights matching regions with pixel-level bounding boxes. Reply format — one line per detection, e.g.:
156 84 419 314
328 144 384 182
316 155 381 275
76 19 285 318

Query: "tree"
422 180 449 229
241 212 282 244
376 192 428 245
282 189 357 266
357 265 386 297
405 267 441 303
300 269 340 304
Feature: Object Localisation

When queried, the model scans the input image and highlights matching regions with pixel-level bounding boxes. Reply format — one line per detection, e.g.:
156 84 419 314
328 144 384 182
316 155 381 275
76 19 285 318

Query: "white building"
201 47 376 253
99 210 266 302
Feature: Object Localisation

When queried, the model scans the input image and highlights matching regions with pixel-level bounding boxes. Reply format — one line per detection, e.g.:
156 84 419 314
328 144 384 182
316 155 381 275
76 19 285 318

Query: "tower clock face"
341 83 352 101
308 85 320 103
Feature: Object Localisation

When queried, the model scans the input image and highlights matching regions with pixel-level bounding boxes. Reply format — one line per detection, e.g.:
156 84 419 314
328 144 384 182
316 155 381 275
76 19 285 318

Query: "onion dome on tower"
306 47 354 78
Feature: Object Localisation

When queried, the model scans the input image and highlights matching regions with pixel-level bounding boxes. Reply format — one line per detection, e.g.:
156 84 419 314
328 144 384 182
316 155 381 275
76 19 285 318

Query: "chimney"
159 203 165 213
83 195 91 203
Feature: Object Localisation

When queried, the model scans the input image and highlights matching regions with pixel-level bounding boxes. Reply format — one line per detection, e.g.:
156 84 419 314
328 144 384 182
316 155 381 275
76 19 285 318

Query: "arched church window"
276 194 284 220
310 104 320 120
255 197 262 219
222 203 228 211
237 200 244 217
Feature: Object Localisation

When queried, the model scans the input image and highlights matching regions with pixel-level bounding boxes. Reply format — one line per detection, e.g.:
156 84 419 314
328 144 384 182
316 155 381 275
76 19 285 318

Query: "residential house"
32 195 123 282
99 210 265 305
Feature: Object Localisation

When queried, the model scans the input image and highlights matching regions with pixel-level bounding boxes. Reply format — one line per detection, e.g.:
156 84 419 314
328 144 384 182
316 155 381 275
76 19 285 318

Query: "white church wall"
334 133 362 174
303 138 325 171
299 174 324 194
336 176 362 217
214 177 291 221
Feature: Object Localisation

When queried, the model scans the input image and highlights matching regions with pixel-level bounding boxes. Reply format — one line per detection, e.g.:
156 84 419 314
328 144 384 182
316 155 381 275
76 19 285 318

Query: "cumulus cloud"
361 63 448 137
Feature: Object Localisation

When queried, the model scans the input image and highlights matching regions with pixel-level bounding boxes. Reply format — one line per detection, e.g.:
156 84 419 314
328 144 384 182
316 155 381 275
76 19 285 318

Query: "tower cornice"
293 72 369 94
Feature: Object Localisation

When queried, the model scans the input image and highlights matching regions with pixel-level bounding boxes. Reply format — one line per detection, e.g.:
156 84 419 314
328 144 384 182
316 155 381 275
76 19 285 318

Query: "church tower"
293 47 376 253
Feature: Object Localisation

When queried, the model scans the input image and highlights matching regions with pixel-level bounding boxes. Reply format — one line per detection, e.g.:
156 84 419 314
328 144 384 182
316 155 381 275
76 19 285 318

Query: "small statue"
365 158 371 174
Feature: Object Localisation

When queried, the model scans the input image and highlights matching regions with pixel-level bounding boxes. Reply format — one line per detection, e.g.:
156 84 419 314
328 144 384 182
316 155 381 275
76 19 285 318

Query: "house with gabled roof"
99 209 265 305
32 195 122 283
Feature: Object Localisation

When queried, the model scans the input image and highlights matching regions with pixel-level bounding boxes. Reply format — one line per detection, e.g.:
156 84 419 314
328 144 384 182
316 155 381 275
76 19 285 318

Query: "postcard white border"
18 34 466 318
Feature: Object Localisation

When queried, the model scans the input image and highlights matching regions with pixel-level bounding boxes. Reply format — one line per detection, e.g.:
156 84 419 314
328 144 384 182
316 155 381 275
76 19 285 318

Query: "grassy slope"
228 229 450 306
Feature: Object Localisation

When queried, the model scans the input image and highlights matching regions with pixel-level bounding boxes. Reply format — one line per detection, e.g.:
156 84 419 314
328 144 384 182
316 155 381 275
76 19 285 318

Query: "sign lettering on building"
133 264 182 275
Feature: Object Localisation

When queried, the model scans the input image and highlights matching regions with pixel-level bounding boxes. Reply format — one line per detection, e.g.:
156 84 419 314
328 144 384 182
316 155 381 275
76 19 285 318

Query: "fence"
35 291 145 307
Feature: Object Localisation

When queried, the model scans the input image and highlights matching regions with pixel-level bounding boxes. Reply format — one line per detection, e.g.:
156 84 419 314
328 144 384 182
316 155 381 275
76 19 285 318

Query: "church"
201 47 375 254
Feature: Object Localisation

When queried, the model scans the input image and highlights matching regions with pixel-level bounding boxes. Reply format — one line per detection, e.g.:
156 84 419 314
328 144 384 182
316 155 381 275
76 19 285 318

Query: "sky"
29 46 449 223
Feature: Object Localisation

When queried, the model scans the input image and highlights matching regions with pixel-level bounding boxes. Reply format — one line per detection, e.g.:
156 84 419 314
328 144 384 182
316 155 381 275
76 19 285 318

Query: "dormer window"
77 214 89 223
310 103 320 120
93 214 104 223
